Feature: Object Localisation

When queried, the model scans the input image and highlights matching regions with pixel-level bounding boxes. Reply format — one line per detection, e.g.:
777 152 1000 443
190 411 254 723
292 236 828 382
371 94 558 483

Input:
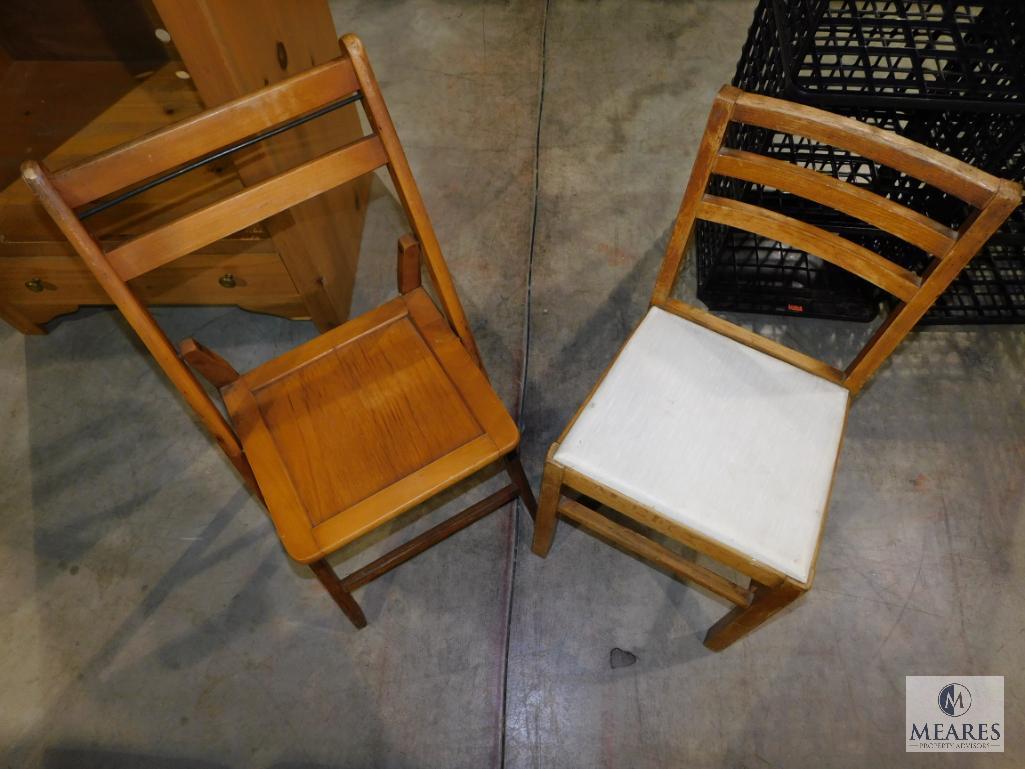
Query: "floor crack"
498 0 551 766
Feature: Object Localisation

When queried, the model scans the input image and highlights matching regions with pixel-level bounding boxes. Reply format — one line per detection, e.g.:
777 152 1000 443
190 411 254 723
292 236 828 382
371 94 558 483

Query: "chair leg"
309 559 367 629
504 451 538 519
531 454 564 557
703 579 804 652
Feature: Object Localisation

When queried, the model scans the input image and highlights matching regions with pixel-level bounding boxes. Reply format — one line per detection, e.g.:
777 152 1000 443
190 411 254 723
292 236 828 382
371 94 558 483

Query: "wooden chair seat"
553 306 849 584
223 287 519 563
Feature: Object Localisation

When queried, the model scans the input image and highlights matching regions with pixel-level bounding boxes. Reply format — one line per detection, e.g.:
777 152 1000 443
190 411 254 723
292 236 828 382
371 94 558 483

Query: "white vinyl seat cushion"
554 306 849 584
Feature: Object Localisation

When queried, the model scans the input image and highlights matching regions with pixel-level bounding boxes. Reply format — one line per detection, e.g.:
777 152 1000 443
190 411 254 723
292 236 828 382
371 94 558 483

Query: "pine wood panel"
153 1 372 330
0 65 255 242
0 0 166 63
243 295 408 390
402 288 517 446
311 435 502 556
251 313 483 523
0 300 42 335
0 250 296 304
223 288 518 561
221 381 322 558
0 61 141 191
0 63 302 330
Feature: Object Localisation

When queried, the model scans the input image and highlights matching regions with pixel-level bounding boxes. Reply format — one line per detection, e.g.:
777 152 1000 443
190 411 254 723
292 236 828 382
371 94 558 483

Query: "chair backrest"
652 85 1022 395
22 34 481 474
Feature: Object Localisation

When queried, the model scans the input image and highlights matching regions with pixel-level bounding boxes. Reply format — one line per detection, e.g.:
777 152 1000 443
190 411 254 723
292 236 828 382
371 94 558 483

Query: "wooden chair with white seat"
531 85 1022 651
23 33 537 628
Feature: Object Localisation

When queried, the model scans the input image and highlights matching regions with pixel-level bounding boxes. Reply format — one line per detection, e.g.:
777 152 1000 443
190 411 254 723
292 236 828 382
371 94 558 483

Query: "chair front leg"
309 558 367 629
531 450 565 557
504 451 538 519
703 578 804 651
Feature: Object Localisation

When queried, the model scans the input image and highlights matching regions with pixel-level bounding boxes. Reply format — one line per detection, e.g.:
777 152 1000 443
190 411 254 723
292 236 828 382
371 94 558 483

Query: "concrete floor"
2 1 1024 767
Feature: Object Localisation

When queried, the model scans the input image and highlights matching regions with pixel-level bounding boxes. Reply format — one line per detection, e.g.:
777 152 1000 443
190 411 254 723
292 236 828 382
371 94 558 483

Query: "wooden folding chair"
23 34 536 628
531 85 1021 651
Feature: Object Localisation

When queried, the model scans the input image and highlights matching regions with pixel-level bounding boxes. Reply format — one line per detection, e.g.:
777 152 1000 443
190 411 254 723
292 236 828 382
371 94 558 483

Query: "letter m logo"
938 682 971 717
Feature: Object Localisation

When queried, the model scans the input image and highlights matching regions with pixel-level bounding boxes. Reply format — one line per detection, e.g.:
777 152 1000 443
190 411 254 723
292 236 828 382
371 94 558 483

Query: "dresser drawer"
0 247 307 329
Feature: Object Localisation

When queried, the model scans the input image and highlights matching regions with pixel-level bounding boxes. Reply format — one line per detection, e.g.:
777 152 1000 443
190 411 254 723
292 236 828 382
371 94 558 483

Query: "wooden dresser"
0 0 369 335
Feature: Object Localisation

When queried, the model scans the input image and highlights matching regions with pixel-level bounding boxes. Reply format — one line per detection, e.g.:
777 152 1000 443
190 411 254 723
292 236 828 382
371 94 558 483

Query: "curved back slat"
653 85 1022 395
697 195 921 301
730 90 999 208
712 148 957 258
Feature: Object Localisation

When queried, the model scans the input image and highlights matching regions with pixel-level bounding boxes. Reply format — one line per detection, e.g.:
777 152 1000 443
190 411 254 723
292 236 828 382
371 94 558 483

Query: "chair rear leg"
703 579 803 651
504 451 538 519
309 559 367 629
531 453 564 557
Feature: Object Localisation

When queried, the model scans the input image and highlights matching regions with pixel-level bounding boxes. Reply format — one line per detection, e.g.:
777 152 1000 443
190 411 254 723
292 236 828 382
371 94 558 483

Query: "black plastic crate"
699 0 1025 323
720 106 1022 229
755 0 1025 112
696 219 883 320
722 110 979 216
732 1 1025 217
924 242 1025 323
920 205 1025 323
699 130 1025 324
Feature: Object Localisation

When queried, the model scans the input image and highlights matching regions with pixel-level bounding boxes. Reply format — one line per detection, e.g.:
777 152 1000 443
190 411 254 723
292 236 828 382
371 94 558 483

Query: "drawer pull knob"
218 273 237 289
25 278 44 293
